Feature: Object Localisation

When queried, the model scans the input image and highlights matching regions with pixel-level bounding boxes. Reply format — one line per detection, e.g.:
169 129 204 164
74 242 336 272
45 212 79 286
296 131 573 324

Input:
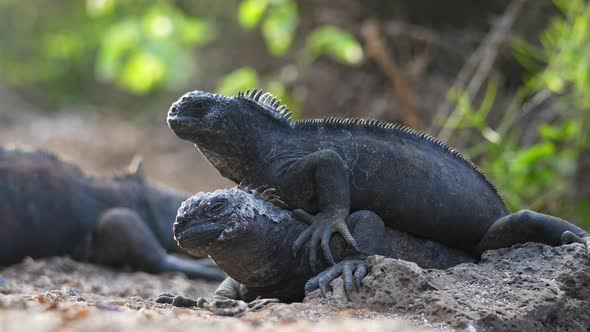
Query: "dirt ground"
0 257 440 332
0 111 444 332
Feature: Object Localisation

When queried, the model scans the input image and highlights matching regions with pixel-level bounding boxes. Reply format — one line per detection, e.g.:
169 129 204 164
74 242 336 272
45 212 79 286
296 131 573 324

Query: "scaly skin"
167 89 590 269
157 186 476 309
0 147 224 280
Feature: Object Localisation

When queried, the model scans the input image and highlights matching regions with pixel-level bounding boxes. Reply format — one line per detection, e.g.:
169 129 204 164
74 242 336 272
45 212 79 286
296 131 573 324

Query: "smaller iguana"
0 147 224 280
157 186 478 312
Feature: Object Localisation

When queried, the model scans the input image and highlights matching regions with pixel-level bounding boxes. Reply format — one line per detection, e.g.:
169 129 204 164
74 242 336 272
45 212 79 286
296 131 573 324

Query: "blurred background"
0 0 589 228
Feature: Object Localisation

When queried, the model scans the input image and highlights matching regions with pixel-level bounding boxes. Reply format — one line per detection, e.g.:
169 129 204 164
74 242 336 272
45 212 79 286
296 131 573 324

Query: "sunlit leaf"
119 51 165 93
216 67 259 96
511 142 556 173
96 19 141 81
145 13 175 38
179 17 215 46
86 0 115 17
238 0 268 29
307 25 364 65
262 0 298 56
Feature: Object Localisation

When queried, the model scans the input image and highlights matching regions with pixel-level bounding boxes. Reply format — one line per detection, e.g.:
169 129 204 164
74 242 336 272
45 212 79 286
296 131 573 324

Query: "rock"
305 243 590 331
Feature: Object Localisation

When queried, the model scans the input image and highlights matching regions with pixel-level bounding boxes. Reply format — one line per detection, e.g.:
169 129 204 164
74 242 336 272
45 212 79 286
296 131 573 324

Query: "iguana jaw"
167 115 201 139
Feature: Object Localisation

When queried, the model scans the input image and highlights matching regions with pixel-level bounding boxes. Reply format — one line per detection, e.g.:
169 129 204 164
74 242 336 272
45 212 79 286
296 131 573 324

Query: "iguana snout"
167 90 234 138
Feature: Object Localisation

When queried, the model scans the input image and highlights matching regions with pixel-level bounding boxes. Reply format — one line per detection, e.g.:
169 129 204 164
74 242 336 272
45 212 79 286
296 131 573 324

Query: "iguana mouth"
173 218 225 250
167 114 201 132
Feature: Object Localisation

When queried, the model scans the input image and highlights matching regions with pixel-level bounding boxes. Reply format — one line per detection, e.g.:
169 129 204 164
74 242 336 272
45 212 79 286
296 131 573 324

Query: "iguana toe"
304 258 368 300
293 209 359 271
561 231 590 258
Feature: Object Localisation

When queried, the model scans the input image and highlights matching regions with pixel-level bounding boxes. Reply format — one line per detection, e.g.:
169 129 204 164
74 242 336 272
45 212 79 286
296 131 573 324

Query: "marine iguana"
157 186 588 315
166 89 590 269
157 186 476 310
0 147 224 280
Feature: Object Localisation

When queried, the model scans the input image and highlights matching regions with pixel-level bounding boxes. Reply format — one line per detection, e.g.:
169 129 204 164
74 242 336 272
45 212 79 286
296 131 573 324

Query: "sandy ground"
0 257 435 332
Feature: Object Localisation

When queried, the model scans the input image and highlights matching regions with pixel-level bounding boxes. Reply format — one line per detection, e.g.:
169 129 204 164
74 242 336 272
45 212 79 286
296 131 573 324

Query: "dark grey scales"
166 88 590 272
157 186 477 311
0 147 224 280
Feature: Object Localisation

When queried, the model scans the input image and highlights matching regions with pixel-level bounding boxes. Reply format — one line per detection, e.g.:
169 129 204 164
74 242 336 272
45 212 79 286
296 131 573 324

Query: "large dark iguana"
167 89 590 268
157 186 585 313
0 147 224 280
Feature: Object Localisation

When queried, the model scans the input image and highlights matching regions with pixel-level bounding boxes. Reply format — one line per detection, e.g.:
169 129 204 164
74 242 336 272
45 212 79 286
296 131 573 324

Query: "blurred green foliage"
306 26 364 66
238 0 299 56
0 0 214 98
450 0 590 225
95 3 214 93
0 0 363 103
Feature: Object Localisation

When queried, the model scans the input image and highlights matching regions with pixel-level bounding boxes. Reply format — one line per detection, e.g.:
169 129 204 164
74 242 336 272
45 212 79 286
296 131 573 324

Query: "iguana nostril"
168 103 179 116
173 217 188 233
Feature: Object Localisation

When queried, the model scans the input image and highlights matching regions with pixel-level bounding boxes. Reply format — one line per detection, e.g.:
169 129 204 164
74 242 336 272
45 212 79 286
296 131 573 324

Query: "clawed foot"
292 209 360 271
561 231 590 258
304 257 367 300
156 293 278 317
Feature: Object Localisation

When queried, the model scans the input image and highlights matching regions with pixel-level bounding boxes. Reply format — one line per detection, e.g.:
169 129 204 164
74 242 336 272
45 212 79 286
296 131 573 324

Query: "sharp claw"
343 264 353 290
319 277 329 298
354 264 367 289
335 221 361 253
343 263 354 300
309 228 322 271
321 227 336 265
292 227 313 256
304 277 319 295
349 238 362 253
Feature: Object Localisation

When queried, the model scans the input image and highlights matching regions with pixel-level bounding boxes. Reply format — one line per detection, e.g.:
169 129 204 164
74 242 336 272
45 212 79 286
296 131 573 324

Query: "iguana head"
167 89 293 182
173 186 297 286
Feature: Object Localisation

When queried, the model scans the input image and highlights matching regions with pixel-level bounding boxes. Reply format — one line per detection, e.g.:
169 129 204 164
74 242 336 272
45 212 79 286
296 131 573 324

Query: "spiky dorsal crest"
238 181 287 208
236 89 293 123
294 117 502 201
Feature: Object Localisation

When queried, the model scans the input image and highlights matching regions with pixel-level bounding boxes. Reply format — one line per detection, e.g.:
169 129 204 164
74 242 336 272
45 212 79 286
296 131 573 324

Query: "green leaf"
144 12 175 39
179 17 215 46
511 142 556 173
216 67 259 96
119 50 165 93
238 0 268 29
307 25 364 65
96 19 141 81
262 0 298 56
86 0 115 17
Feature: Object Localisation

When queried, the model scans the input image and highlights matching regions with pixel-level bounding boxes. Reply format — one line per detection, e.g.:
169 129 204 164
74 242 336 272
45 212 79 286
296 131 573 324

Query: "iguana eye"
205 200 228 216
192 99 207 110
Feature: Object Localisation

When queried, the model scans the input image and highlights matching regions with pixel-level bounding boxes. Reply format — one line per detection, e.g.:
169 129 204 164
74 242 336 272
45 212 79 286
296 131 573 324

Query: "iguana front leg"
286 150 360 269
156 277 278 317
